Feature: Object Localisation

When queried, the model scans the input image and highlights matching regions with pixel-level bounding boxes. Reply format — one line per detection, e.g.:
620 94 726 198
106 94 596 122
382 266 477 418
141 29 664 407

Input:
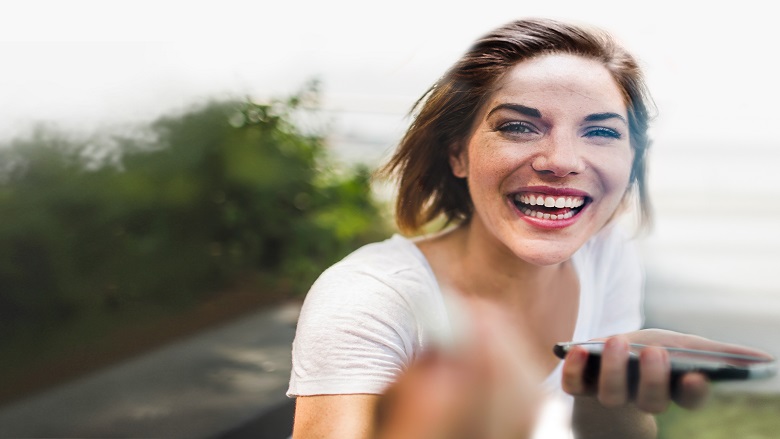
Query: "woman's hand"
561 328 772 413
375 298 544 439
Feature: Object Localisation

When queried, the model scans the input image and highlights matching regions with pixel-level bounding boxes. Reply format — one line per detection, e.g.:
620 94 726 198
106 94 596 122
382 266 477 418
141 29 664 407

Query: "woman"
287 18 766 438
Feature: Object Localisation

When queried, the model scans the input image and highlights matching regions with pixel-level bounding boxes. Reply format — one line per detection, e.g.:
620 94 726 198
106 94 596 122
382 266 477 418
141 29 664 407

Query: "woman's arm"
292 394 381 439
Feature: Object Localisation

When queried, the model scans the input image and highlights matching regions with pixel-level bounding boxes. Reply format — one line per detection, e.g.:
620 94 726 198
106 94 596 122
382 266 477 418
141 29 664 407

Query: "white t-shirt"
287 223 644 436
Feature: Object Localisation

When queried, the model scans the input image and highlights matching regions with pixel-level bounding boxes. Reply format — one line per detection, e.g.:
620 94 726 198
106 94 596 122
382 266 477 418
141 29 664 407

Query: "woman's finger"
561 346 590 395
634 346 670 413
674 372 711 410
597 337 630 407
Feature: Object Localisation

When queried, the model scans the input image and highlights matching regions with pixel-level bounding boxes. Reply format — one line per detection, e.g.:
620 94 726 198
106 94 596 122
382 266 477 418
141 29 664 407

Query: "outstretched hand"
375 299 544 439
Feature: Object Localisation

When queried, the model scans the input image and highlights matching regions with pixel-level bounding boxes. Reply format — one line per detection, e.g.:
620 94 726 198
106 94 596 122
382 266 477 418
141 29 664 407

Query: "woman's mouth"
511 192 589 221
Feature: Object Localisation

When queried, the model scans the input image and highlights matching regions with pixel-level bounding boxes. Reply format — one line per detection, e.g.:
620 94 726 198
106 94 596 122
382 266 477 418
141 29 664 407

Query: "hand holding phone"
555 331 777 412
554 341 777 394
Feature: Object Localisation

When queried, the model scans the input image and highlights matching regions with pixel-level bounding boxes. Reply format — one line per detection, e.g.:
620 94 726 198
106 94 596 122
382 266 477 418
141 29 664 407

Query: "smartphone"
553 341 777 395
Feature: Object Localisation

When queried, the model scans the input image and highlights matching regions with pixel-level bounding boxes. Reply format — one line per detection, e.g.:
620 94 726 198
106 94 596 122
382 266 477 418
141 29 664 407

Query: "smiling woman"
286 17 774 439
447 54 635 266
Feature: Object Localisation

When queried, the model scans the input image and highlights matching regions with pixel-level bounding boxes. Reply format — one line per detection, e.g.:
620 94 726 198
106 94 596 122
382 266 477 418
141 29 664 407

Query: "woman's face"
450 54 633 266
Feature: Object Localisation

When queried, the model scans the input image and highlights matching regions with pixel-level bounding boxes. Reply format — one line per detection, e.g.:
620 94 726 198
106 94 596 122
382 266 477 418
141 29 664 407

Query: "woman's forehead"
487 54 627 118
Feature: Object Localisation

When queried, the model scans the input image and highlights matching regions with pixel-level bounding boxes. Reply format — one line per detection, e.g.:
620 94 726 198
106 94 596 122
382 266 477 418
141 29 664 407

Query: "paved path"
0 302 301 439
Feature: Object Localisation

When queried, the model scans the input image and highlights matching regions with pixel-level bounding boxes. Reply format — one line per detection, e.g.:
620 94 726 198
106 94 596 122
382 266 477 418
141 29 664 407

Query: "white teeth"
520 208 576 220
514 193 586 210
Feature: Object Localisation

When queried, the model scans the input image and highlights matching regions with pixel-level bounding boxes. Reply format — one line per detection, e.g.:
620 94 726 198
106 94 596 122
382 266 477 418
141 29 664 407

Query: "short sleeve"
287 263 418 397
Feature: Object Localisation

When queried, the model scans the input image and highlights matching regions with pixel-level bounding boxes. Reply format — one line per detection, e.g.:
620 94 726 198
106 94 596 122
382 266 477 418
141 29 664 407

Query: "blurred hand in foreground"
375 299 544 439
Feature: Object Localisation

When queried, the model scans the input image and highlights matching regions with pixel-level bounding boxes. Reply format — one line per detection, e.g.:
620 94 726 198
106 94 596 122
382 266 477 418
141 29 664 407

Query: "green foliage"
657 392 780 439
0 84 390 334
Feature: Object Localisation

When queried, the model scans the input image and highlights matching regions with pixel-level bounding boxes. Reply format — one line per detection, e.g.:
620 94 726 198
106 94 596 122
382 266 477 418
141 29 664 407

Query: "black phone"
553 341 777 396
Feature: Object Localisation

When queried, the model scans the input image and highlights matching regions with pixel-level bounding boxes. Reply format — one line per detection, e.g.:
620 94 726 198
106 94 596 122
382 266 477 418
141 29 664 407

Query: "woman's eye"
584 127 621 139
496 122 537 134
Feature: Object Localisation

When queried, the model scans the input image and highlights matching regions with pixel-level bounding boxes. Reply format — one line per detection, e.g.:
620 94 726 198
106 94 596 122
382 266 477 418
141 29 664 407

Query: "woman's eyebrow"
486 104 628 126
584 112 627 125
486 103 541 118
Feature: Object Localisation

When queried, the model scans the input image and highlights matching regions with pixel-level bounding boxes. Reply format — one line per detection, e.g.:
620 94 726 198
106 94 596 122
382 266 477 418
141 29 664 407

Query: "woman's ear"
449 145 469 178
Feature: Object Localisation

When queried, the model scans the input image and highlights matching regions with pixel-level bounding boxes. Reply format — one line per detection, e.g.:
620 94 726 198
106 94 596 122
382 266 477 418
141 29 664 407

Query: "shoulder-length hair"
378 17 654 234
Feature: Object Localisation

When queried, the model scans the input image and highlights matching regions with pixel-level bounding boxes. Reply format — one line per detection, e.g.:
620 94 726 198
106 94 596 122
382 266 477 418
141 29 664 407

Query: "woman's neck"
417 221 569 306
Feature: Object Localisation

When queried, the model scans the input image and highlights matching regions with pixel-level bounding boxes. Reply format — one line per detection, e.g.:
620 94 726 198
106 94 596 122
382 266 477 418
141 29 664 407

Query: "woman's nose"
530 133 585 177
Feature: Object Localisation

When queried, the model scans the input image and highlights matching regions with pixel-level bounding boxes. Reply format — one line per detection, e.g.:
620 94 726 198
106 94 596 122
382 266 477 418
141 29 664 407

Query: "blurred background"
0 1 778 438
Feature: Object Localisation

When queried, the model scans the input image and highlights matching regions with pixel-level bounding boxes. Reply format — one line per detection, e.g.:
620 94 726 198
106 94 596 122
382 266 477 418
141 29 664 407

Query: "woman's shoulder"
290 235 436 398
295 234 448 355
339 234 430 273
308 233 438 303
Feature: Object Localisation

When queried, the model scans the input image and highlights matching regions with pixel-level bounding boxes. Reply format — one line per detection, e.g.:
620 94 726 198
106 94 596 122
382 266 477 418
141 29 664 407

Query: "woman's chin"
510 242 579 267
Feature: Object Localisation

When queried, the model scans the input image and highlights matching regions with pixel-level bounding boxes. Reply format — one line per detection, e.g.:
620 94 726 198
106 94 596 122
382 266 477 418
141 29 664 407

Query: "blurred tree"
0 83 390 335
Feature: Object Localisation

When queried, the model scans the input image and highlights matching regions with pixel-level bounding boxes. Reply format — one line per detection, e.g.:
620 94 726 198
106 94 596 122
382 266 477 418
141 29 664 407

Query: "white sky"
1 0 778 148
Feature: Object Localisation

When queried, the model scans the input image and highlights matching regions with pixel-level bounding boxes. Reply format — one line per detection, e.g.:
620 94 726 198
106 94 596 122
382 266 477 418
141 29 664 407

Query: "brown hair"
378 17 654 234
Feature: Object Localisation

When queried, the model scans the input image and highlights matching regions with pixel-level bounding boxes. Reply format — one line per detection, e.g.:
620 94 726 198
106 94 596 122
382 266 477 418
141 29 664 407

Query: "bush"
0 84 390 334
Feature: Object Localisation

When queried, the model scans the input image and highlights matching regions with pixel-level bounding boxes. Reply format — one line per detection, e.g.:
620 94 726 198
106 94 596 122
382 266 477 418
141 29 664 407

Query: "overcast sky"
2 0 778 148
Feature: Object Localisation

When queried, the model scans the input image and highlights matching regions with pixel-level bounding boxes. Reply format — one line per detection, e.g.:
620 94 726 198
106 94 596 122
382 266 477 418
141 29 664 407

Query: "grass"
657 391 780 439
